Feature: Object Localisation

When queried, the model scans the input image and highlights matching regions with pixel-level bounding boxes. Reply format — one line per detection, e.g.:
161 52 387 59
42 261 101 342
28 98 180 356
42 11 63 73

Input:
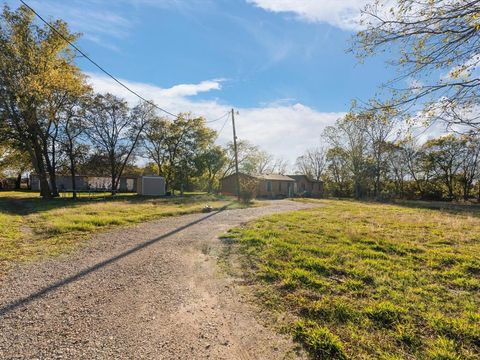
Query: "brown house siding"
220 173 295 198
289 175 324 197
256 179 293 198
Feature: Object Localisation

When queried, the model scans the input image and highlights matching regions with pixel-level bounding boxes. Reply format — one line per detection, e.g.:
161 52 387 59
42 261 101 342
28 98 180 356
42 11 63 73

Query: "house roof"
251 173 296 181
287 174 323 183
221 172 295 182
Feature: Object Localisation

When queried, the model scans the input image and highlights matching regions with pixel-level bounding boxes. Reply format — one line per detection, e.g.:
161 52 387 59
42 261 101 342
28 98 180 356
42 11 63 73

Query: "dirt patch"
0 200 315 359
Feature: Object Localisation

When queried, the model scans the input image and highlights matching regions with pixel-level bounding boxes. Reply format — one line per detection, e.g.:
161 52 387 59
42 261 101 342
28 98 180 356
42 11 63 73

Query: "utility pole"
231 108 240 200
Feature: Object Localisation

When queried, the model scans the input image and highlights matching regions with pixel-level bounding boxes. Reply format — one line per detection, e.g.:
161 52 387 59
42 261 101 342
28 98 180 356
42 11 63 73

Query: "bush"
239 190 253 204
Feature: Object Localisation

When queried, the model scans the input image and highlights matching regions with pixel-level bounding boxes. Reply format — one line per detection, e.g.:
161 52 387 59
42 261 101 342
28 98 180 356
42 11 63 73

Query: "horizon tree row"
295 109 480 201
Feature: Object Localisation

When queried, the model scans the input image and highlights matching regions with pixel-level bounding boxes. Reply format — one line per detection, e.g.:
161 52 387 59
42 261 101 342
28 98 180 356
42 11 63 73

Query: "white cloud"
86 73 343 164
247 0 370 31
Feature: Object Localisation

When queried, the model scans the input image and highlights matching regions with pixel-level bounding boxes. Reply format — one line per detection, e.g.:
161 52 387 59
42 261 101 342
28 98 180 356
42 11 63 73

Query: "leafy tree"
458 133 480 200
385 142 408 198
194 145 227 193
0 5 88 198
0 143 31 188
324 113 371 198
85 93 155 194
57 94 90 199
141 116 169 177
142 114 216 193
221 140 261 178
356 0 480 130
324 146 351 197
422 135 465 200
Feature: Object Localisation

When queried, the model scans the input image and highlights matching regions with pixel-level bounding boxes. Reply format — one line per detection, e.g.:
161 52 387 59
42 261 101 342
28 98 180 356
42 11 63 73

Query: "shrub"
239 190 253 204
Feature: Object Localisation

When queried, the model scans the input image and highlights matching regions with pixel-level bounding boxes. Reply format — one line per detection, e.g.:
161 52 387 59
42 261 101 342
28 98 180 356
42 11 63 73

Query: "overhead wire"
204 111 230 124
19 0 230 125
215 113 231 139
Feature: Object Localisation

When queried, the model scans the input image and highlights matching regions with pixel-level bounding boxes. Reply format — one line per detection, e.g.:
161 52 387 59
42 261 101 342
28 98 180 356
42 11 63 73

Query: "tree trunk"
14 172 22 189
31 140 52 199
111 173 116 196
462 177 472 201
43 146 59 197
70 156 77 200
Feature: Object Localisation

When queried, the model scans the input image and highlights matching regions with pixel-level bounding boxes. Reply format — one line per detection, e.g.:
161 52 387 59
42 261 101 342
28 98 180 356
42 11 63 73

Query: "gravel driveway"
0 200 313 359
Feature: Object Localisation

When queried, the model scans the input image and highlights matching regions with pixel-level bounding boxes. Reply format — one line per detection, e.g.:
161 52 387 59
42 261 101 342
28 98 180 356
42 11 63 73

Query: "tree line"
0 5 290 199
295 108 480 201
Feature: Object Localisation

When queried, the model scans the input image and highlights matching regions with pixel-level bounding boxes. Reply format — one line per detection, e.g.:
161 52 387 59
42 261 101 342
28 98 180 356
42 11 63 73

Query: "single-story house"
288 175 324 198
220 172 296 198
30 175 138 192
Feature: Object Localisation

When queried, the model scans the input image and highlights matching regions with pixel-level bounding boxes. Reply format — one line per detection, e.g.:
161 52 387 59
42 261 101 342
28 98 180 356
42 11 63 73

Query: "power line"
216 113 231 137
19 0 227 125
205 111 230 124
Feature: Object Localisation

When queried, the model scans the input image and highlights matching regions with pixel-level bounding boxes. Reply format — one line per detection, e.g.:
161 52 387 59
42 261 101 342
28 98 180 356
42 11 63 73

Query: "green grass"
0 191 242 270
221 199 480 359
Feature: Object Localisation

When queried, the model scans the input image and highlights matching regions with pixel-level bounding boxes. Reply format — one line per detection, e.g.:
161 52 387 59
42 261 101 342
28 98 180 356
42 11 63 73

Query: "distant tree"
85 94 155 194
295 147 327 181
251 150 273 175
363 106 397 197
57 95 90 199
458 133 480 200
385 142 408 198
168 116 216 194
356 0 480 130
0 5 88 198
0 144 31 188
141 116 169 177
324 146 351 197
269 157 289 175
221 140 262 178
422 135 465 200
194 145 227 193
324 113 371 198
142 114 216 193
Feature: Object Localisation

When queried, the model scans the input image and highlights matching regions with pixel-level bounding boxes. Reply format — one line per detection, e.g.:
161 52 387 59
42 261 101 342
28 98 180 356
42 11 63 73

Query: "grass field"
0 191 239 269
222 200 480 359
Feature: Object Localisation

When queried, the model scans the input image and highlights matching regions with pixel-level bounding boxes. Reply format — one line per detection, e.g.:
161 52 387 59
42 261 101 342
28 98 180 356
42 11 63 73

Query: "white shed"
137 176 166 196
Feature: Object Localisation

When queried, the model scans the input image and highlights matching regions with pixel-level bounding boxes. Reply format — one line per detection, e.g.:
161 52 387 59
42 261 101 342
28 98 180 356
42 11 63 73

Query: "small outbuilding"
137 176 166 196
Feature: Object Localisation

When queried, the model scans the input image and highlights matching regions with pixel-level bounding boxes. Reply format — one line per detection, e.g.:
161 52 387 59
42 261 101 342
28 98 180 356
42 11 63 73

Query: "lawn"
222 200 480 360
0 191 239 270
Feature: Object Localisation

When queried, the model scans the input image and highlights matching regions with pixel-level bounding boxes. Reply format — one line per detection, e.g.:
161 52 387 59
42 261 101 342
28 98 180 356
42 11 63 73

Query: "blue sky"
6 0 395 163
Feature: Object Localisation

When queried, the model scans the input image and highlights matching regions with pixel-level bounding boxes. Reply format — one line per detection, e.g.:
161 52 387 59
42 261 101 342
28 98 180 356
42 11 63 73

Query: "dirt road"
0 200 312 359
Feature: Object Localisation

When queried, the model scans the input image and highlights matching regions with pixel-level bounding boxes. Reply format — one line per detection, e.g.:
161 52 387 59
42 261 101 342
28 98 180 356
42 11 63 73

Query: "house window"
267 181 272 192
